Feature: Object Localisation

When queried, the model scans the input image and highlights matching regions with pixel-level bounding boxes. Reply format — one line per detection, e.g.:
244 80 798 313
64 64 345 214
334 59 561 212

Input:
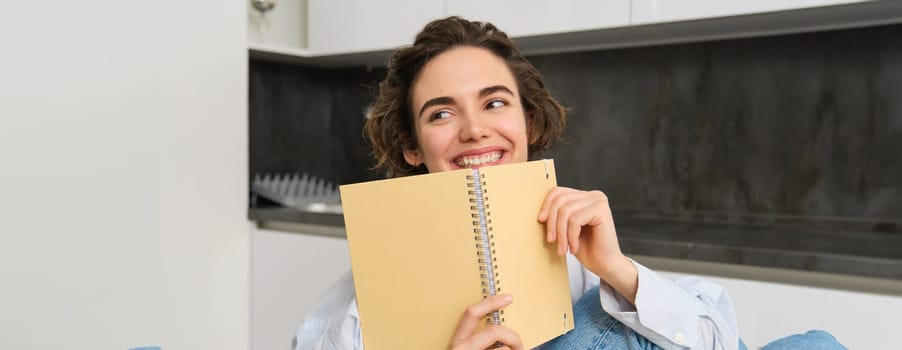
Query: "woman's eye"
486 99 507 109
429 110 452 121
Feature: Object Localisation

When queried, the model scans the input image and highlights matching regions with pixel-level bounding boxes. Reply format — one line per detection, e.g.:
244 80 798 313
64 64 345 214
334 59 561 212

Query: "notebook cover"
340 159 574 349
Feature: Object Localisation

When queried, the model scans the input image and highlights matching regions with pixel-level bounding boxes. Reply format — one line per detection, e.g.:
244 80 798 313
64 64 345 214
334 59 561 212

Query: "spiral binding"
468 170 504 326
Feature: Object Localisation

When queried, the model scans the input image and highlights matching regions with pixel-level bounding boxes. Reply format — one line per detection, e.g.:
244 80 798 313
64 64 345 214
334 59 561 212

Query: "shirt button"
675 332 686 342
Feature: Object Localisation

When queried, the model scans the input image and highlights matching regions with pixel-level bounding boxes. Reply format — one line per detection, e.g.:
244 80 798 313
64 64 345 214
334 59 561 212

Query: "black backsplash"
249 23 902 221
249 62 385 186
534 23 902 220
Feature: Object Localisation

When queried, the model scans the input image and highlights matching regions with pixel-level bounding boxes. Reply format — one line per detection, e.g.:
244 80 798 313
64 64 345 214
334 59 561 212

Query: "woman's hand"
451 294 523 350
538 187 638 303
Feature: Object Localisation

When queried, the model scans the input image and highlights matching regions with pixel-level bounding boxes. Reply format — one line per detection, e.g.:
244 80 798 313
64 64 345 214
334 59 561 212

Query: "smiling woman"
294 16 848 350
403 47 529 173
364 18 566 178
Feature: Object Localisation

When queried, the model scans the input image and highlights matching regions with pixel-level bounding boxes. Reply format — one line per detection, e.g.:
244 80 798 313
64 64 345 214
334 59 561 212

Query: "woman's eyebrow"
479 85 514 97
418 96 455 118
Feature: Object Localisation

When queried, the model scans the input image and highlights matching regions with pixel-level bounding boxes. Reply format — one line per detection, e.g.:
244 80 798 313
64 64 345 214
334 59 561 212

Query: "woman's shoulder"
308 270 358 318
294 270 360 350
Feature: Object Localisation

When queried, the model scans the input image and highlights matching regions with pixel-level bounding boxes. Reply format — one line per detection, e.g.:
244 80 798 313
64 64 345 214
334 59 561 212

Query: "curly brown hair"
365 16 567 177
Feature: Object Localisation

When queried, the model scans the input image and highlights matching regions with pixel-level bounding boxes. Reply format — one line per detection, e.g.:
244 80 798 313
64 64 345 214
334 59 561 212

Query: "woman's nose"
459 114 491 141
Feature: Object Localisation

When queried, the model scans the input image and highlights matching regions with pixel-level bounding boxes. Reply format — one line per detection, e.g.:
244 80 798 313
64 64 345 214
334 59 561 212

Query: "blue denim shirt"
294 255 739 350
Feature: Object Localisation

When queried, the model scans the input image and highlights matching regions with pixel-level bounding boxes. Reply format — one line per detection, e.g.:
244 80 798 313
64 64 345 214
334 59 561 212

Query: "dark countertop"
250 207 345 227
249 207 902 281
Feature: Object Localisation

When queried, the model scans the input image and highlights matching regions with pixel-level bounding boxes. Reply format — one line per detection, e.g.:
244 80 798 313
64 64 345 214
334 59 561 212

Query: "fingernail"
538 210 546 221
501 294 513 303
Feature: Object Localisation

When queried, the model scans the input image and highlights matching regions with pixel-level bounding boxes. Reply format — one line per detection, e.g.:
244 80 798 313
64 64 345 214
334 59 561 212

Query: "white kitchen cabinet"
251 227 351 350
248 0 310 57
631 0 870 25
250 0 902 67
445 0 630 37
307 0 445 55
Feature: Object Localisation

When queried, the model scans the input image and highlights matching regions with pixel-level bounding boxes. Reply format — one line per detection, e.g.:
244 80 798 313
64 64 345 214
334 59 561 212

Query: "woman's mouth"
454 151 502 168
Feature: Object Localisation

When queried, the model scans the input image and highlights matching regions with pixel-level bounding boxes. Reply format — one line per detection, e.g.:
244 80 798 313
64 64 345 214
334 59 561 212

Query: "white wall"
0 1 248 349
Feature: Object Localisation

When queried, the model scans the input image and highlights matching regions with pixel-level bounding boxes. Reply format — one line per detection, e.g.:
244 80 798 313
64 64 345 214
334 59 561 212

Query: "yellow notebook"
340 159 574 349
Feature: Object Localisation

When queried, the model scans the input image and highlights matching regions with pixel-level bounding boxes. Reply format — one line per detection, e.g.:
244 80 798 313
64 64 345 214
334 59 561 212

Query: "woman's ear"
403 148 423 167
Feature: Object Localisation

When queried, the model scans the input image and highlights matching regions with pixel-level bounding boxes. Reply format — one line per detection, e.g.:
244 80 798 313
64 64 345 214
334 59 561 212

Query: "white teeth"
455 151 502 168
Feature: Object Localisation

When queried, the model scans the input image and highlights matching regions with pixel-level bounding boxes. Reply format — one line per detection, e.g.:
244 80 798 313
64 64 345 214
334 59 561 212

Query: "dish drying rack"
251 173 342 213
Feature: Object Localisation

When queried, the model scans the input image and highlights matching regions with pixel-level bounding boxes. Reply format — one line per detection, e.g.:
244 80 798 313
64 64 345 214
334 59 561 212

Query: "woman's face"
405 46 529 173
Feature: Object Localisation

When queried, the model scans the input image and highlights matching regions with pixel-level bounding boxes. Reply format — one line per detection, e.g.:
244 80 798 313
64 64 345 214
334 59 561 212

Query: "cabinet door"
446 0 630 38
251 228 351 350
307 0 445 55
248 0 306 50
631 0 869 25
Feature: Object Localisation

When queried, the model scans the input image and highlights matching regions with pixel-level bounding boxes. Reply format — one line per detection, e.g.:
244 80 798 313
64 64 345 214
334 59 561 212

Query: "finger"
452 294 514 342
552 191 584 255
565 198 596 254
561 191 602 254
545 187 567 255
465 325 523 350
566 204 584 255
556 199 569 255
543 189 562 243
538 187 565 222
539 187 568 242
